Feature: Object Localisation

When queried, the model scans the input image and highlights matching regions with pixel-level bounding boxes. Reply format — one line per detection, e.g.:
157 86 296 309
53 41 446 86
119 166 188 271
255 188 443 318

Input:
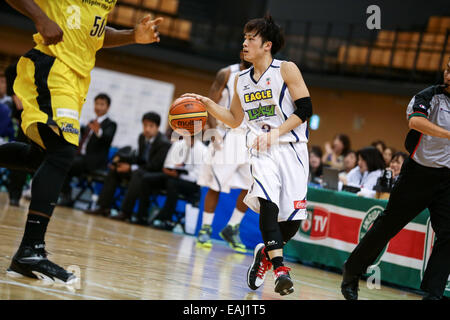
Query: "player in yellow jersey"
0 0 163 283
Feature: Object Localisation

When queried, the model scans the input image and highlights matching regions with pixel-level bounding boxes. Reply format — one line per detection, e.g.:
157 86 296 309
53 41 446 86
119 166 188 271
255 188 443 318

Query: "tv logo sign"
300 205 330 240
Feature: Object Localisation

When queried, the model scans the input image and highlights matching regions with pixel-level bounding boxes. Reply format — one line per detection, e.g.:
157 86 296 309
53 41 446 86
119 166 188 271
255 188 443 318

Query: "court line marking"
0 279 105 300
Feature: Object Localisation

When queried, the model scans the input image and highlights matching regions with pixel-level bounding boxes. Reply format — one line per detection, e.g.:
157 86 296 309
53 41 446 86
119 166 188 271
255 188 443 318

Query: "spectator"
59 93 117 206
0 72 13 110
322 133 351 171
85 112 171 221
346 147 385 196
137 135 208 229
0 102 14 143
382 146 396 167
308 145 323 184
371 140 386 154
339 150 358 182
389 151 408 183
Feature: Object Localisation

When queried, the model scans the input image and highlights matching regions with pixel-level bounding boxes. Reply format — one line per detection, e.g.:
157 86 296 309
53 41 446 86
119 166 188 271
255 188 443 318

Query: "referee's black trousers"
344 157 450 297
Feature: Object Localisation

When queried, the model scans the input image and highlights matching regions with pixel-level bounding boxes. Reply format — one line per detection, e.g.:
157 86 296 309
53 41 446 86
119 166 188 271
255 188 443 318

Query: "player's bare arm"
409 117 450 140
252 61 311 150
103 16 163 48
209 67 230 103
182 76 244 129
206 67 230 128
6 0 63 45
278 61 310 135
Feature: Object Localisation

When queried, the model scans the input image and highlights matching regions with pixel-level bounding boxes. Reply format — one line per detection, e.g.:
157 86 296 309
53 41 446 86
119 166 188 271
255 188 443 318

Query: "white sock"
227 208 246 226
202 211 215 226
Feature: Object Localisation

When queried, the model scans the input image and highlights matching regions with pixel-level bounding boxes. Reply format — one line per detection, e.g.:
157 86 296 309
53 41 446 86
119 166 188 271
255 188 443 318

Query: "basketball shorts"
14 48 90 149
197 127 252 193
244 142 309 222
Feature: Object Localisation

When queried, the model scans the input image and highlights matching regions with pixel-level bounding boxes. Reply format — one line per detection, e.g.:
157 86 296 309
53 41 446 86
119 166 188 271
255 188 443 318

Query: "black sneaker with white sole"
7 243 77 284
273 266 294 296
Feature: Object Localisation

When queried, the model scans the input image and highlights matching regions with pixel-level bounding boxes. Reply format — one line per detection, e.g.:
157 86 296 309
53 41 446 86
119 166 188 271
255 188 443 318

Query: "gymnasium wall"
268 0 450 31
0 26 412 152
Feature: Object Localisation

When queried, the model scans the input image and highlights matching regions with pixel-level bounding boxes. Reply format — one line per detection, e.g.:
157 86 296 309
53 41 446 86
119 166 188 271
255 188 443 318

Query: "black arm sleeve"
293 97 313 122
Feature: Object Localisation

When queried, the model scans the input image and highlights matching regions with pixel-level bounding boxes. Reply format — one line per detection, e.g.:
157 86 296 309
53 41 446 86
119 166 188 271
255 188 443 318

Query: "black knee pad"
37 123 77 172
259 198 284 251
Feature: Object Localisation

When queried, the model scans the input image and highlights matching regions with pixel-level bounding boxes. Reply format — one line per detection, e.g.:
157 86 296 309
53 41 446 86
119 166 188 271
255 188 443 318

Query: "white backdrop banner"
80 67 175 149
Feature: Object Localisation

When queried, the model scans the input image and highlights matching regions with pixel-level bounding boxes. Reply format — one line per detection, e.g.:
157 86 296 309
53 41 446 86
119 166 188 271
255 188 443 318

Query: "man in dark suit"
86 112 171 221
59 93 117 206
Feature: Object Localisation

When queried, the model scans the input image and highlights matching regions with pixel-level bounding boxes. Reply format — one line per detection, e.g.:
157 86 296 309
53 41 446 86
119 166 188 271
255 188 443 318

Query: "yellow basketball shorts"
14 48 90 149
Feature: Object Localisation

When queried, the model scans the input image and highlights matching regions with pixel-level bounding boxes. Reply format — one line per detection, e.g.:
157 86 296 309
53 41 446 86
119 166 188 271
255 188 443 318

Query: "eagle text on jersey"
244 89 273 103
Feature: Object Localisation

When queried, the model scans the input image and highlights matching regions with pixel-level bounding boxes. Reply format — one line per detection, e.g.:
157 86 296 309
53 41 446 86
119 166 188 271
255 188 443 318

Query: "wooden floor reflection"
0 193 421 300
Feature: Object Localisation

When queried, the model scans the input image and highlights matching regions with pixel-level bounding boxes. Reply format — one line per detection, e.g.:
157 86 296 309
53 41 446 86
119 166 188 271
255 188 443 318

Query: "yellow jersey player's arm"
103 16 163 48
277 61 311 137
181 76 244 129
206 67 230 129
5 0 63 45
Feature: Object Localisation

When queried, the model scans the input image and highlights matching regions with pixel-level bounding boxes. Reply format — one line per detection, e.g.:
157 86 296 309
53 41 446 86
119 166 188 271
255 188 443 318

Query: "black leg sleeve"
279 220 301 244
28 124 77 216
259 198 284 252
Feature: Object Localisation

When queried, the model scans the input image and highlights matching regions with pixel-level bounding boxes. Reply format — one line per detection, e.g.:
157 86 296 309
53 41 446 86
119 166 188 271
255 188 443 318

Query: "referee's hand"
36 16 64 45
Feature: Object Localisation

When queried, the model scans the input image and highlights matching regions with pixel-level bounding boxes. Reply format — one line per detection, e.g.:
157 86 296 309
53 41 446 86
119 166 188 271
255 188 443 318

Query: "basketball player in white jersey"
183 15 313 296
196 56 253 253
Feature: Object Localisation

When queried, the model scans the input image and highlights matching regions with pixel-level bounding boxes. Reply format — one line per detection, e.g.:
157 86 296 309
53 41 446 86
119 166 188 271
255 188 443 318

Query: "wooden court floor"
0 192 421 300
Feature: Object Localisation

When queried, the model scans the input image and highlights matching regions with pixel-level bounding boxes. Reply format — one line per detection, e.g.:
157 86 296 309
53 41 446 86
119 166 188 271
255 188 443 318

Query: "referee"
341 58 450 300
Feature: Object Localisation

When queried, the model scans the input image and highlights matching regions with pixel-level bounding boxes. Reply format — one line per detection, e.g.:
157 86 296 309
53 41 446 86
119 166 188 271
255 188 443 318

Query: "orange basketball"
168 97 208 135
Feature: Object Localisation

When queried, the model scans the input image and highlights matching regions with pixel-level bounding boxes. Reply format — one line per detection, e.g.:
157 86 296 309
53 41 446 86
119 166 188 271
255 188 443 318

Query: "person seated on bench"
59 93 117 206
136 134 207 229
86 112 171 221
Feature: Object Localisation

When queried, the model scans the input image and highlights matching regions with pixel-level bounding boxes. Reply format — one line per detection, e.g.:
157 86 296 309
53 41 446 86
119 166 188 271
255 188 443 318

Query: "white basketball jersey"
217 64 244 131
236 59 309 144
